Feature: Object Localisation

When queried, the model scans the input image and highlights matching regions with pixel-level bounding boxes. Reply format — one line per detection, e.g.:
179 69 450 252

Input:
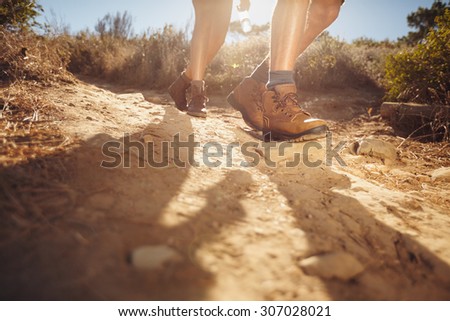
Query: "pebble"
299 252 364 281
141 134 153 143
349 138 397 163
145 96 162 104
130 245 182 270
430 167 450 183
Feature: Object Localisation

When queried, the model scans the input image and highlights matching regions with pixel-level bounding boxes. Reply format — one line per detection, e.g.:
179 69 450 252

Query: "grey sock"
250 58 269 83
267 70 295 89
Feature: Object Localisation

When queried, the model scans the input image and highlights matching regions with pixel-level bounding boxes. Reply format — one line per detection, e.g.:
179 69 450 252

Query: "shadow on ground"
1 89 449 300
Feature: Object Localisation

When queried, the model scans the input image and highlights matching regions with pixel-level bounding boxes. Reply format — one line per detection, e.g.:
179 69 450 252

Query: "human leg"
247 0 343 84
298 0 343 54
263 0 327 140
185 0 233 81
168 0 232 115
269 0 309 73
228 0 343 135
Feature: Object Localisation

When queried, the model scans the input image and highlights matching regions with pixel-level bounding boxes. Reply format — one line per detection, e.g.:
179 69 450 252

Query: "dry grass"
65 28 397 93
0 27 78 232
0 27 74 84
295 34 399 91
0 81 73 166
0 27 76 168
67 26 189 89
0 82 77 235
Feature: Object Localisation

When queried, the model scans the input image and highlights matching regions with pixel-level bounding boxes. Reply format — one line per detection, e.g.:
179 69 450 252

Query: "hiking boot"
227 76 265 130
262 84 328 141
187 80 207 118
168 72 191 111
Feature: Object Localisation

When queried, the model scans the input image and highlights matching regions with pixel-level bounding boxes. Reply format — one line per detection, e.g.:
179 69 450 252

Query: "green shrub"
0 0 42 31
295 33 394 91
385 9 450 104
399 0 450 45
205 34 269 93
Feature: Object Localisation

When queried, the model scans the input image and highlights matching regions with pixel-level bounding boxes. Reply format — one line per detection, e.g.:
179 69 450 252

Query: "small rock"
130 245 182 269
299 252 364 281
389 169 415 178
430 167 450 183
145 96 162 104
349 138 397 163
141 134 153 143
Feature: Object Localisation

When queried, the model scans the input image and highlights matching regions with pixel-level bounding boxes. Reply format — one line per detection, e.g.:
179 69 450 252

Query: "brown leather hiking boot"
262 84 328 141
187 80 207 118
227 77 265 130
168 72 191 111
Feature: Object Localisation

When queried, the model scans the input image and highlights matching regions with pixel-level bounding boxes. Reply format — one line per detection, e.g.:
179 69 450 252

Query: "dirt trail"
1 80 449 300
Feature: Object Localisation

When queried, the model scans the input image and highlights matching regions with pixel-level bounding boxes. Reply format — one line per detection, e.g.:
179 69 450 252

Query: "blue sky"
36 0 437 41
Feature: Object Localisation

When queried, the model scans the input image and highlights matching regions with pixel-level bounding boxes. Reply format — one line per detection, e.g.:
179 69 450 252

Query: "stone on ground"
349 138 397 163
430 167 450 183
299 252 364 281
130 245 182 270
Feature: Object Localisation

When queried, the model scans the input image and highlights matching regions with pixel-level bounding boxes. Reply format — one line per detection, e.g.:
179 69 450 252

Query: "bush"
399 0 450 45
95 11 134 40
295 33 393 91
123 26 189 88
67 30 133 77
0 0 42 31
0 27 72 83
67 25 189 89
205 34 269 93
66 18 395 94
385 9 450 105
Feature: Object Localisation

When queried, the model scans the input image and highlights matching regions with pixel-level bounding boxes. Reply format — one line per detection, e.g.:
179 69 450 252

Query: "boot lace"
273 92 310 117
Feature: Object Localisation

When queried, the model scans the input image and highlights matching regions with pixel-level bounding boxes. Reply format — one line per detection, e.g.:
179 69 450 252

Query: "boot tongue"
274 84 297 97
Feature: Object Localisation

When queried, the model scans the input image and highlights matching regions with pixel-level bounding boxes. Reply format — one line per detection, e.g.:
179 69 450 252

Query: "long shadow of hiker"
0 104 252 300
255 145 450 300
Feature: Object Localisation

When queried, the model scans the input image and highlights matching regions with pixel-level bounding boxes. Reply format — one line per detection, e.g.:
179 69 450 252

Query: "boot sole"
228 93 328 142
263 125 328 142
227 93 262 131
187 110 207 118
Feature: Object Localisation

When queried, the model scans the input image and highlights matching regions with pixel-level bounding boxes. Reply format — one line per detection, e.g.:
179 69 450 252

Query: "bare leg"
227 0 339 136
185 0 233 81
298 0 342 54
251 0 343 80
270 0 310 71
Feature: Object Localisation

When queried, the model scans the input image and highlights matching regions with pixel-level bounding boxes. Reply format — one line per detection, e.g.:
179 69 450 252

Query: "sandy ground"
0 79 449 300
